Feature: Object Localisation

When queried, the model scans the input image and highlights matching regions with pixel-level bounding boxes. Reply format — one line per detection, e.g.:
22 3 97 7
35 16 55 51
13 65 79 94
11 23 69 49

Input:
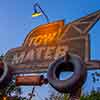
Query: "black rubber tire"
0 62 13 89
47 53 87 93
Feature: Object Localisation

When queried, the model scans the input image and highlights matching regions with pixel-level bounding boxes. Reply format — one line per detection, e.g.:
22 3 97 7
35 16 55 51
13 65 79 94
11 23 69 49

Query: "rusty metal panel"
16 75 46 86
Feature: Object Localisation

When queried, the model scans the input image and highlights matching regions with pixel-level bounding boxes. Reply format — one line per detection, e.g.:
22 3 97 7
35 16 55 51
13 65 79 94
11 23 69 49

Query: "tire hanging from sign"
47 53 87 93
0 61 13 88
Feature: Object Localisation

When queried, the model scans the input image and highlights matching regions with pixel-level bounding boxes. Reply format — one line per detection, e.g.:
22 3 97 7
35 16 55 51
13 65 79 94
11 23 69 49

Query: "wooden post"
69 88 81 100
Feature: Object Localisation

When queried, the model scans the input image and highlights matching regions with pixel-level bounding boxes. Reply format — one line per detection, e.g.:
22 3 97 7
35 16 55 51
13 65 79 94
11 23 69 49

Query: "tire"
0 62 13 89
47 53 87 93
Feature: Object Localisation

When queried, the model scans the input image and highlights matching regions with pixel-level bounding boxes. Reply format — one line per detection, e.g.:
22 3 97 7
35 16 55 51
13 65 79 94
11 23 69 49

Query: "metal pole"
34 3 49 23
29 86 35 100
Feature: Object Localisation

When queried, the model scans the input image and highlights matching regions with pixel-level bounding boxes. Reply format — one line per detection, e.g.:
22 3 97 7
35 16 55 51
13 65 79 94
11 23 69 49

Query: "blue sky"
0 0 100 99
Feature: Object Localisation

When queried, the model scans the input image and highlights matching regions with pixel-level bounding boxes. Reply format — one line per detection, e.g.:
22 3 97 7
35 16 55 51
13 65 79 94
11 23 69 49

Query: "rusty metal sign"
16 75 48 86
4 10 100 74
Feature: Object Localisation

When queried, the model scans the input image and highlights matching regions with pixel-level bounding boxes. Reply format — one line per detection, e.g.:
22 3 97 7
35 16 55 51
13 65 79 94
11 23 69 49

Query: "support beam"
85 60 100 69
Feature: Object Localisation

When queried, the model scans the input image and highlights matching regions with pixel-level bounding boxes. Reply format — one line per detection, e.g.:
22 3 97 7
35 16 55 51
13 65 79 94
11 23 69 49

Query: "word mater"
11 45 68 65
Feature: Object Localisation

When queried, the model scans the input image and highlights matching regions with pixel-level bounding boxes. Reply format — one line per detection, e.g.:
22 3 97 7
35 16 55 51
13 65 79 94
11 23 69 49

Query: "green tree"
80 90 100 100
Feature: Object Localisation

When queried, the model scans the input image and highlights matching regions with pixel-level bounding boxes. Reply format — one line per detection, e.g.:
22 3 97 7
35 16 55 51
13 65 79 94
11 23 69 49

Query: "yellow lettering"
33 35 43 46
28 32 63 46
41 33 57 45
28 37 36 47
42 34 48 45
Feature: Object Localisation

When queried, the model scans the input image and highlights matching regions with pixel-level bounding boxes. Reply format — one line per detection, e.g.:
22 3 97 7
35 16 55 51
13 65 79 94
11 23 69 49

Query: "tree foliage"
47 90 100 100
81 90 100 100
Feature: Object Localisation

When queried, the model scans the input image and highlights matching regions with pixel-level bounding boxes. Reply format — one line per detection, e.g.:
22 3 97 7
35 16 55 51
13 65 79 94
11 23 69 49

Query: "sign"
4 10 100 74
16 75 47 86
